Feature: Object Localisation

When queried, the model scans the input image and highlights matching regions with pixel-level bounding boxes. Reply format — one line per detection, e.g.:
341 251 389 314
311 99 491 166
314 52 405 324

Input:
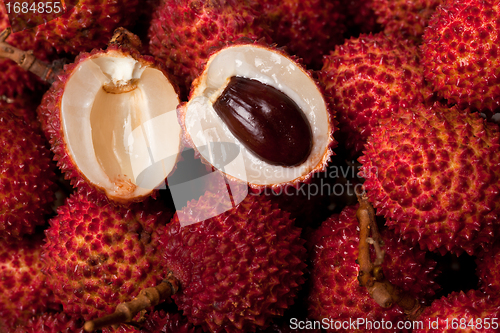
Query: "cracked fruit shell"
37 45 182 204
178 44 336 191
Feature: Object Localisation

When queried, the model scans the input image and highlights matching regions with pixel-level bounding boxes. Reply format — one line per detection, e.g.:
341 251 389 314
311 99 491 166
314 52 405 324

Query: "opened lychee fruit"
178 44 336 191
37 34 182 204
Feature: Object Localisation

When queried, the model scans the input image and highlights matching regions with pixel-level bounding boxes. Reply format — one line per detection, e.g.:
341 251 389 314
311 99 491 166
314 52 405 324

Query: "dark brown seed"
212 76 313 167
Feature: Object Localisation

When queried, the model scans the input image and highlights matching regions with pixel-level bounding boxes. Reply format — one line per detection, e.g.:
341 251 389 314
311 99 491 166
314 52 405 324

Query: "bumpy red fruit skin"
414 290 500 333
307 205 438 332
30 0 140 54
320 33 432 157
260 0 346 69
421 0 500 113
141 310 204 333
13 312 85 333
372 0 442 38
159 193 307 333
0 235 60 331
359 103 500 255
475 241 500 296
42 193 171 321
148 0 269 98
0 110 56 238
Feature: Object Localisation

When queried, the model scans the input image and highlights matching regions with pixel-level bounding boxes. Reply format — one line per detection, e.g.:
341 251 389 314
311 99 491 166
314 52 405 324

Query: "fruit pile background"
0 0 499 332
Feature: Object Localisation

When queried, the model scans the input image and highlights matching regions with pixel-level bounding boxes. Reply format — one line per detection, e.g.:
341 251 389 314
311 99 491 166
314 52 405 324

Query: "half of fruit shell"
178 44 336 190
38 46 182 204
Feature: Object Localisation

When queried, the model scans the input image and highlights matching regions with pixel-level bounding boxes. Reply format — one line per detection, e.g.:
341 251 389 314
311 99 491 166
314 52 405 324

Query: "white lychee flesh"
183 45 333 186
61 50 181 201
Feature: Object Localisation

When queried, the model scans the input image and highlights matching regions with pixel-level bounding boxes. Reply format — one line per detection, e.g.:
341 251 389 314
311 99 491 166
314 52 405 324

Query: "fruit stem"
356 191 424 317
83 273 179 332
0 28 60 83
108 27 142 50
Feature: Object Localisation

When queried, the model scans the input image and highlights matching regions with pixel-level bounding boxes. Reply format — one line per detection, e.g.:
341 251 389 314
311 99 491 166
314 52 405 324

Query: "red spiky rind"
307 205 407 332
343 0 380 35
319 32 433 158
475 241 500 296
177 42 337 192
29 0 140 55
0 110 56 239
259 0 347 69
379 228 441 299
372 0 442 39
36 45 180 205
421 0 500 113
140 310 204 333
41 192 169 321
414 290 500 333
13 312 85 333
159 193 307 333
0 93 44 130
359 102 500 255
148 0 272 99
0 234 61 330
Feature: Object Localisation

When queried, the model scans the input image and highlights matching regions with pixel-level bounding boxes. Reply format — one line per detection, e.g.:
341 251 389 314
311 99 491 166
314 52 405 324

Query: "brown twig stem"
356 190 424 318
0 28 62 83
83 273 179 332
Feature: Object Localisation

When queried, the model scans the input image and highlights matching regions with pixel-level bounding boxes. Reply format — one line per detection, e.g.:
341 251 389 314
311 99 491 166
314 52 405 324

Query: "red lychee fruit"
372 0 442 38
359 103 500 255
307 205 439 332
260 0 346 69
13 312 85 333
475 241 500 296
0 109 56 239
30 0 140 55
42 192 172 321
414 290 500 333
159 191 307 332
421 0 500 113
140 310 204 333
148 0 269 97
320 32 432 157
0 235 60 331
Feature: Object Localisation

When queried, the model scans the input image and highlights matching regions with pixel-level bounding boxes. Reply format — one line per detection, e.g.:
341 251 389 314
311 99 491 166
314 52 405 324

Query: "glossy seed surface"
213 76 313 167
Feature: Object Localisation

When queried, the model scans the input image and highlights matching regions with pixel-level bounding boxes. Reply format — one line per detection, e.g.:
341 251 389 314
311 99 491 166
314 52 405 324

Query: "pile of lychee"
0 0 499 332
